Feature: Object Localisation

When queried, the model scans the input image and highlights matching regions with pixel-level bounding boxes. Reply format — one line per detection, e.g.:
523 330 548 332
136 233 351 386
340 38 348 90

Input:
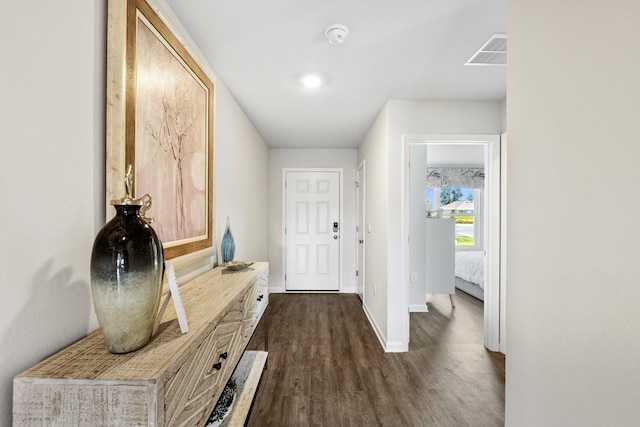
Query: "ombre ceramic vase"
90 167 164 354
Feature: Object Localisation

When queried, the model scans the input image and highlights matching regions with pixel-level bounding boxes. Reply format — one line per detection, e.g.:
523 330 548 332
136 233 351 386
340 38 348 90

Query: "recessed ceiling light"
296 72 326 89
302 74 322 88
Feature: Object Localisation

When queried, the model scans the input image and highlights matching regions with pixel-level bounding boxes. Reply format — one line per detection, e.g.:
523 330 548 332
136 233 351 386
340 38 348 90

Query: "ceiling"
164 0 506 149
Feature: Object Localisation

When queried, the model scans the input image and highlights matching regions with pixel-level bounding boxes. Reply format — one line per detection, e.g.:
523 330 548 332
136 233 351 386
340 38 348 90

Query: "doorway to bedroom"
405 134 504 353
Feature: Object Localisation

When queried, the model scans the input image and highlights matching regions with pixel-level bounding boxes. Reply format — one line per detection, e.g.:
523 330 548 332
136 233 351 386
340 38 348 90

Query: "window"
426 187 482 249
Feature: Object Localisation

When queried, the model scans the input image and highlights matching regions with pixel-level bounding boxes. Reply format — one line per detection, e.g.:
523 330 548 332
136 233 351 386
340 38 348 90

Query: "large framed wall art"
106 0 214 260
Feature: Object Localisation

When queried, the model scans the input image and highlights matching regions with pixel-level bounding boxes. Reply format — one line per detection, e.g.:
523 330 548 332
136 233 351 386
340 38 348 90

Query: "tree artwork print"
134 15 208 247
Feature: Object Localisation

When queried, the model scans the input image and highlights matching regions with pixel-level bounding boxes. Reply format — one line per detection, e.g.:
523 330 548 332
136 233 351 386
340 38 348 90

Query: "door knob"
333 235 338 239
359 239 364 244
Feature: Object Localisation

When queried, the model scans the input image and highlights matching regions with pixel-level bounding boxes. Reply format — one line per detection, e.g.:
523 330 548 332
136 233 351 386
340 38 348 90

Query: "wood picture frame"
106 0 214 260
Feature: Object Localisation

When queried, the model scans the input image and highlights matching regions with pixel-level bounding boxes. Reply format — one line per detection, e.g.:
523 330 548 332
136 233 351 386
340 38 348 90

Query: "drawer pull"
212 362 222 371
220 352 228 359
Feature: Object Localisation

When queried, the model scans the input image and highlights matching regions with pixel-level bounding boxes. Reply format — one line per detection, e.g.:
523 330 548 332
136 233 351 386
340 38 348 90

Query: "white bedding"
455 251 485 289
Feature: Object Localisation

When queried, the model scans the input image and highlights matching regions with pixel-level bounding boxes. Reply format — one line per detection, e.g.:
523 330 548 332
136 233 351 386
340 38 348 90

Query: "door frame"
403 134 504 352
499 132 507 354
356 161 366 302
282 167 344 292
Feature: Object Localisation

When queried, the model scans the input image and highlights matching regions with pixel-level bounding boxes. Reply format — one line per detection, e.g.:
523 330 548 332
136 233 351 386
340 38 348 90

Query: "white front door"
285 170 341 291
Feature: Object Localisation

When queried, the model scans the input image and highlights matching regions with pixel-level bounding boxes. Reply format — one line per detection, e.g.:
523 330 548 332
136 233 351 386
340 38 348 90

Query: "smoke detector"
325 24 348 44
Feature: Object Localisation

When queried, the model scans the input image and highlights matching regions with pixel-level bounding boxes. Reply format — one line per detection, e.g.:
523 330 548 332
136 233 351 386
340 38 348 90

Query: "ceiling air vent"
466 33 506 66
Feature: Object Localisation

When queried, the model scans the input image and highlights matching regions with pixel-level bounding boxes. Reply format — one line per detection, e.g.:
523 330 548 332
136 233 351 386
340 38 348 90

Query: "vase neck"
114 204 142 216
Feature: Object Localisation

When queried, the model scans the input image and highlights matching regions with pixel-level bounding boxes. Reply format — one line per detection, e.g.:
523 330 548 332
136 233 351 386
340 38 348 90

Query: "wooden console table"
13 262 269 426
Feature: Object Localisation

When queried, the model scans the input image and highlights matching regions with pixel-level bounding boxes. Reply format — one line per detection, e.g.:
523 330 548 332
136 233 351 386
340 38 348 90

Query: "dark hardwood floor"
245 290 505 426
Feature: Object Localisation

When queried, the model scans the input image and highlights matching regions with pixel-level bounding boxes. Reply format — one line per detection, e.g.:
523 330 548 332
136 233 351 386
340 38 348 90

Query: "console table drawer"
164 297 245 426
242 266 269 339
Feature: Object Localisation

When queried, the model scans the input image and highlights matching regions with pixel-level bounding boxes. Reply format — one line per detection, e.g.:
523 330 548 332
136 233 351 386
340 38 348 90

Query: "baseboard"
362 303 387 351
409 304 429 312
269 285 285 293
385 341 407 353
268 285 356 294
362 304 409 352
341 285 356 293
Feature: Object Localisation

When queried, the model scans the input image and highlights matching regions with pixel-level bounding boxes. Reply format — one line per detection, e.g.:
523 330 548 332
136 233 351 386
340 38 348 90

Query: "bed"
454 251 485 301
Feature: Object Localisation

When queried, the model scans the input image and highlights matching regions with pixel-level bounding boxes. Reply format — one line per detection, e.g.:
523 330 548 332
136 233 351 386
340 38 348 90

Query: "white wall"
358 100 503 351
268 149 358 293
506 0 640 425
357 105 391 346
408 145 428 311
0 2 104 423
0 1 268 425
426 144 484 166
388 100 503 350
214 82 270 263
